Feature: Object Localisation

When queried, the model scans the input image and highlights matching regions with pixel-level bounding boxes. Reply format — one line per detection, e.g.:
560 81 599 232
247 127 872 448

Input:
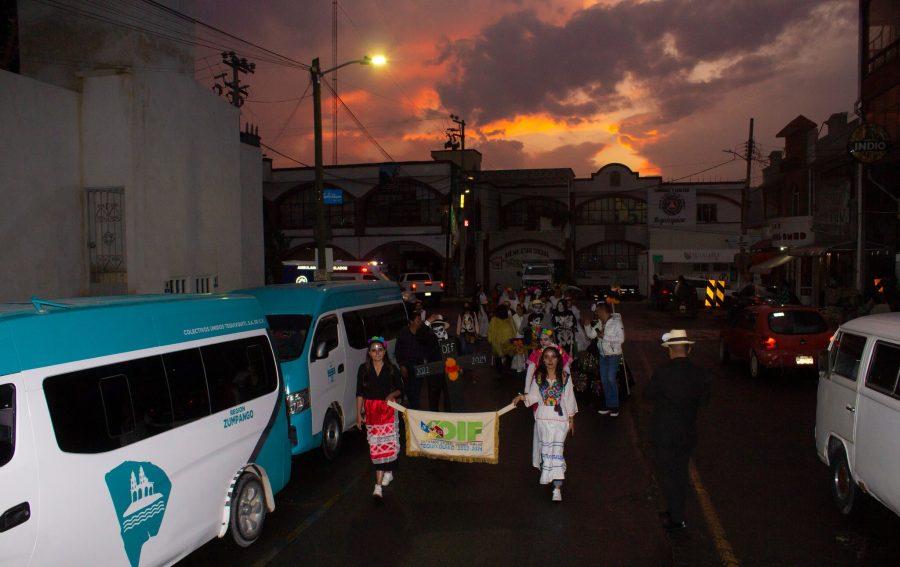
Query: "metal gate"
86 187 126 285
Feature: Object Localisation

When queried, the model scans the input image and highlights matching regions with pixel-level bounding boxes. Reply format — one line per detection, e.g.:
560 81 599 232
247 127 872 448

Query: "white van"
815 312 900 517
0 295 291 566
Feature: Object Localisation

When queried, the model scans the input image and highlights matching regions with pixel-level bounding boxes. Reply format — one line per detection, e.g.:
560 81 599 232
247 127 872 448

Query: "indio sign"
848 123 891 164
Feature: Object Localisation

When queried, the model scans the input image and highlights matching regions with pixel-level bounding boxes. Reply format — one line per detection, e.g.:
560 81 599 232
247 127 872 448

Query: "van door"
852 340 900 514
308 314 346 437
821 332 868 459
0 378 39 565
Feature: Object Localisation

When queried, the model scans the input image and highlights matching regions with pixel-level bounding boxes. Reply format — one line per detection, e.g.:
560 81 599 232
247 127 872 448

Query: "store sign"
323 188 343 205
653 249 739 263
490 243 561 270
649 187 696 226
848 123 891 164
766 216 814 247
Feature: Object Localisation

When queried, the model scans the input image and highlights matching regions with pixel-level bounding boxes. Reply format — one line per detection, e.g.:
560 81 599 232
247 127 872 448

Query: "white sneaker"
552 488 562 502
373 484 383 498
598 409 610 415
381 472 394 487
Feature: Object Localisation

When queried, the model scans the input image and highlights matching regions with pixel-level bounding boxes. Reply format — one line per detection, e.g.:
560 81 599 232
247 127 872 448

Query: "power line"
272 79 313 145
324 81 396 162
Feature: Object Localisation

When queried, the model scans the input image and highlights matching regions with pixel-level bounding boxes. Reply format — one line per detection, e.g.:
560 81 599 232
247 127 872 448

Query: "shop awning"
749 254 797 274
788 241 892 257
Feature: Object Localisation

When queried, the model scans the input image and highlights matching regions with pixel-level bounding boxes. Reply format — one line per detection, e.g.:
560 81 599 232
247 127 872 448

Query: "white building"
0 0 264 302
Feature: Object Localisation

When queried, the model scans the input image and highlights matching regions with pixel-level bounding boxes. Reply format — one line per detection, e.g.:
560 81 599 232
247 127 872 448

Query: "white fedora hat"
661 329 695 347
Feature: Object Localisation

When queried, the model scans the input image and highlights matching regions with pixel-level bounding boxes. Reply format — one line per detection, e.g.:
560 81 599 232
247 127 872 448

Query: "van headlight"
286 388 311 415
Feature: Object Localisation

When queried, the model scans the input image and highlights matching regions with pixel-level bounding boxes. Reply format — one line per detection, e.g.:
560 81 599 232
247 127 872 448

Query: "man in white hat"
644 329 711 532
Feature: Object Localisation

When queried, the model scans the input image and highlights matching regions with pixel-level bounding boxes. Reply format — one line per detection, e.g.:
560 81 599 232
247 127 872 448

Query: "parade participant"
512 303 527 334
510 334 528 384
356 337 403 498
456 301 480 354
394 312 441 410
428 316 455 411
475 283 490 338
552 300 577 355
514 346 578 502
488 304 516 373
584 302 625 416
644 330 710 531
524 329 573 392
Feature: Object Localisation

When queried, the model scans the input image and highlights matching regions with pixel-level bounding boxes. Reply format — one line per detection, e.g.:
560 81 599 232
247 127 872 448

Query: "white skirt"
532 418 569 484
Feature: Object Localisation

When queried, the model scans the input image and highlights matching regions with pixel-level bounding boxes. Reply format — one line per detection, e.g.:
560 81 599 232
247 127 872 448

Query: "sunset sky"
191 0 858 182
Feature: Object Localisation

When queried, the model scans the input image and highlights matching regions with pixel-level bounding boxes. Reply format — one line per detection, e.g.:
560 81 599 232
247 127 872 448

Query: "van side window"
44 356 171 453
202 336 278 412
312 315 339 359
865 342 900 397
267 314 312 362
830 332 867 382
359 304 408 341
342 311 368 349
163 349 211 424
99 375 136 438
0 384 14 467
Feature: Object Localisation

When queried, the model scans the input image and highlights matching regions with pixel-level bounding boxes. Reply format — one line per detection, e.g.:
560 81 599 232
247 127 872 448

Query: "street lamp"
310 55 386 279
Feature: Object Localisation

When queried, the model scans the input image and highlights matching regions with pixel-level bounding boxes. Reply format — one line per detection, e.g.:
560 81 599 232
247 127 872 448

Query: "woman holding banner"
356 336 404 499
516 346 578 502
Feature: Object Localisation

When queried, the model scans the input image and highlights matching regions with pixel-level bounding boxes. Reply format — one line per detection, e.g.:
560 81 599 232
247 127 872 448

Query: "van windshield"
767 311 827 335
524 266 551 276
267 315 313 362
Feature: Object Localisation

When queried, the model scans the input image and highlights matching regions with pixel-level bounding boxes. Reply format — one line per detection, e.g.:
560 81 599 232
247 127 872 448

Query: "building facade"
0 0 264 302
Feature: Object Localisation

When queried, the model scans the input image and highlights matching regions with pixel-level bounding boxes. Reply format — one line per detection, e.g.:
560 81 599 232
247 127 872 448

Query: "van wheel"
230 473 266 547
322 409 343 461
749 351 766 378
830 448 859 516
718 339 730 364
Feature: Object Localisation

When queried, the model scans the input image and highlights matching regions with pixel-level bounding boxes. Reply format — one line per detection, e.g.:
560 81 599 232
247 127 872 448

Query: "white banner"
649 187 696 226
388 402 515 464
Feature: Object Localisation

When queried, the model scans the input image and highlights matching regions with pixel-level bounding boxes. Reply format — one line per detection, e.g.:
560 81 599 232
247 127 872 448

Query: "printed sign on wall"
649 187 696 226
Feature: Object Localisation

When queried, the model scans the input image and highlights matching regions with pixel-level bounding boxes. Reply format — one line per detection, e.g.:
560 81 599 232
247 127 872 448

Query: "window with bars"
501 198 568 230
575 197 646 225
365 179 442 227
165 278 187 294
697 203 718 223
575 241 644 271
279 184 355 229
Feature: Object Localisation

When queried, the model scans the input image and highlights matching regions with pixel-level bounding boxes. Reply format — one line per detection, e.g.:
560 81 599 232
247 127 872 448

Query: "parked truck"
399 272 445 305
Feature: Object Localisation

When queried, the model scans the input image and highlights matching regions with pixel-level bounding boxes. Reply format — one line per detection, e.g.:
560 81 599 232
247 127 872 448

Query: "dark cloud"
435 0 841 127
478 139 605 174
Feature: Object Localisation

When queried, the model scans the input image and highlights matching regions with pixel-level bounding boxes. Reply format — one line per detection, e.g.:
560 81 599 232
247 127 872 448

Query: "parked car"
719 305 832 378
725 283 801 312
815 313 900 518
399 272 444 305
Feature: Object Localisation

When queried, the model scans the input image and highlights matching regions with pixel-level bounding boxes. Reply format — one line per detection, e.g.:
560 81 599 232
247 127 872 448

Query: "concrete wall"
240 143 264 287
0 70 84 302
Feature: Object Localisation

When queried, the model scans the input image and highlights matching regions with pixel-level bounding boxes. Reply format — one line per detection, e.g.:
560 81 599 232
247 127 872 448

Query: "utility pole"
311 58 331 279
332 0 338 165
213 51 255 107
446 114 465 295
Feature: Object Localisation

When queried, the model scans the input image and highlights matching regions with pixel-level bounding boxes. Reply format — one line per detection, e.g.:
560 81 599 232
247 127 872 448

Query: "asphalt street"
183 301 900 567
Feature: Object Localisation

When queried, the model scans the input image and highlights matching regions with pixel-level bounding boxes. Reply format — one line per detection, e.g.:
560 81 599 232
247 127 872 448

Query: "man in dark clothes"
394 312 441 409
644 329 711 532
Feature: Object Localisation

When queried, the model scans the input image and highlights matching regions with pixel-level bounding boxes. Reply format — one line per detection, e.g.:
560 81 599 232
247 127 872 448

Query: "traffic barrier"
704 280 726 308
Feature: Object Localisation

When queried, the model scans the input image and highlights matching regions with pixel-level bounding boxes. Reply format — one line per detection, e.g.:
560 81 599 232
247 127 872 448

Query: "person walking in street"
552 299 578 355
475 283 490 338
356 337 403 498
514 346 578 502
488 304 516 374
512 302 527 335
457 301 480 354
394 312 441 409
584 303 625 416
428 315 455 411
644 330 711 531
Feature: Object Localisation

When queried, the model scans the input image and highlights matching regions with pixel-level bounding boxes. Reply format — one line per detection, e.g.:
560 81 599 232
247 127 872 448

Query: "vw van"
815 312 900 518
0 295 291 566
238 282 407 460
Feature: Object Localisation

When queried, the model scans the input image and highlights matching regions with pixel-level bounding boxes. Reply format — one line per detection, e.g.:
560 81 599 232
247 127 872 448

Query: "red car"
719 305 832 378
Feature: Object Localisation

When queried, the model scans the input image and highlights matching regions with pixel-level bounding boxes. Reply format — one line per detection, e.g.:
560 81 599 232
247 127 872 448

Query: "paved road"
183 302 900 566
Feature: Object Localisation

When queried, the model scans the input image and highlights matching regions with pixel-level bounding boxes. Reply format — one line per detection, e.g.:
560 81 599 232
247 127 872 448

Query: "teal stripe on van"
0 295 267 374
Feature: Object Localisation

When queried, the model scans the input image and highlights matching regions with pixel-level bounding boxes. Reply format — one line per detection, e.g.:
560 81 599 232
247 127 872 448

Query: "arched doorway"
364 241 444 280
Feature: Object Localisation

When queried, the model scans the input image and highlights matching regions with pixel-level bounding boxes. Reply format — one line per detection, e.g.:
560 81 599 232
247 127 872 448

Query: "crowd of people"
354 284 711 534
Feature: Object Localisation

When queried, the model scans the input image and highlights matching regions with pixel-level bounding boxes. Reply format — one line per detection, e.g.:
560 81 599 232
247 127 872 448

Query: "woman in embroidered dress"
356 336 403 498
515 346 578 502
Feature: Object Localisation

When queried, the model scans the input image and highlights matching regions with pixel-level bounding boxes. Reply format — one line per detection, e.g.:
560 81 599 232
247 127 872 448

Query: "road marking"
690 462 740 567
252 470 365 567
636 348 740 567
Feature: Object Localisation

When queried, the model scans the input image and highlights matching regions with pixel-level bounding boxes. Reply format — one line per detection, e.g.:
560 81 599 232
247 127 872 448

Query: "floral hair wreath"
368 336 386 347
540 328 554 337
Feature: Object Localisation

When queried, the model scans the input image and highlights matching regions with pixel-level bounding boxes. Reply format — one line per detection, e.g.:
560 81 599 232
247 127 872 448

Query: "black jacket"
644 357 710 448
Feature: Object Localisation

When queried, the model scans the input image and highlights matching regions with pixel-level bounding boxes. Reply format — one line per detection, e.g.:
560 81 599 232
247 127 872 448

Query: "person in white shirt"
584 303 625 416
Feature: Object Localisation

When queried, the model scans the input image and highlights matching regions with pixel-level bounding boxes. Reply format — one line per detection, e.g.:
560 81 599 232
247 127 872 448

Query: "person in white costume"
515 346 578 502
